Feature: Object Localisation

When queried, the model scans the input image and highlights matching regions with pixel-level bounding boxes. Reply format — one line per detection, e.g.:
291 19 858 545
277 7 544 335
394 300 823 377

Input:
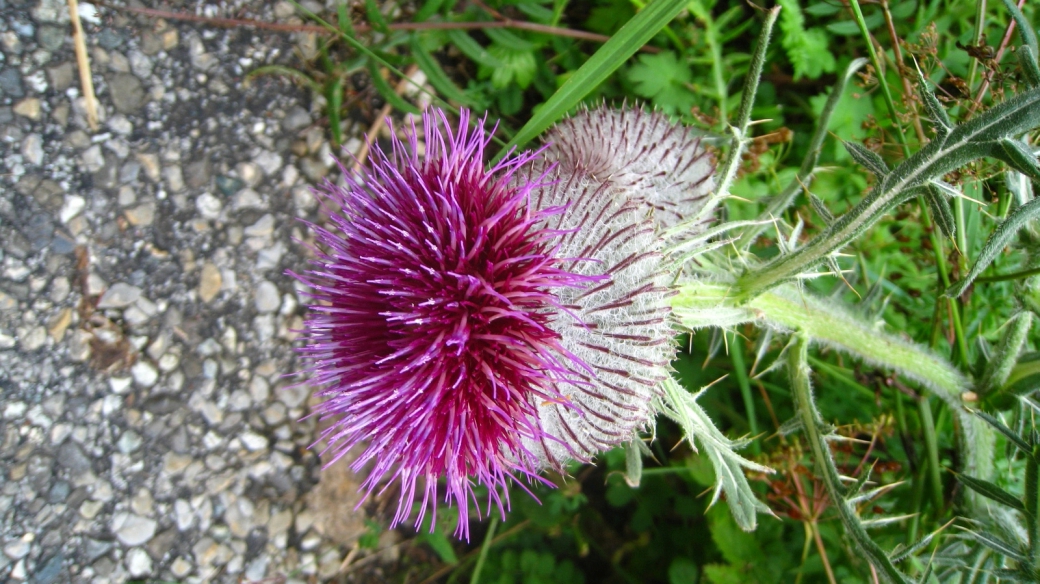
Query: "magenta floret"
289 109 596 539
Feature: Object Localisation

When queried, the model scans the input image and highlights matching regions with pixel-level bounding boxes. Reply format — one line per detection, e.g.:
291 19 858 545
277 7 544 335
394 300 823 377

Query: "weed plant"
248 0 1040 580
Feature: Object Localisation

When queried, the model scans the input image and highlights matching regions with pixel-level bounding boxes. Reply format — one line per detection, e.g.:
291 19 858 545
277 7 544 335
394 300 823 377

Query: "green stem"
788 334 911 583
975 264 1040 283
729 331 760 454
673 281 995 485
848 0 910 156
1028 444 1040 570
470 516 499 584
917 396 944 513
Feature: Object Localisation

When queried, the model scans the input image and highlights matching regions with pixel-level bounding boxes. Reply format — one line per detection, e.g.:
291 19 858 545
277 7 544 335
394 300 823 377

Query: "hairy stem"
788 334 911 583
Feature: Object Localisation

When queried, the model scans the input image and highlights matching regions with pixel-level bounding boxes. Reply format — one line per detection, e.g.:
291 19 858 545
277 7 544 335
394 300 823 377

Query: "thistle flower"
290 107 715 538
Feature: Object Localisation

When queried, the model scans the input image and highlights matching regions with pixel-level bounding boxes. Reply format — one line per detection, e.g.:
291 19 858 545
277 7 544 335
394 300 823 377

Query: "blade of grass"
492 0 689 161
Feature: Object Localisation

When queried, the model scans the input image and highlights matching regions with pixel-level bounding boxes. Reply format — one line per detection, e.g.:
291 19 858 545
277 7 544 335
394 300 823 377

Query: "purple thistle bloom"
290 107 714 539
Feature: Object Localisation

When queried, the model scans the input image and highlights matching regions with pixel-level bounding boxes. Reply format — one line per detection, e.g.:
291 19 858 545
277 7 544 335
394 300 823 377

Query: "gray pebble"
97 283 142 308
111 512 157 547
36 25 64 51
0 68 25 98
107 73 145 114
254 281 280 314
56 441 91 473
282 106 311 132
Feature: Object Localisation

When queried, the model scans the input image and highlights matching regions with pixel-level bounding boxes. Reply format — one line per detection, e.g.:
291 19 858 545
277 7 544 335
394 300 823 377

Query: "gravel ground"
0 0 398 581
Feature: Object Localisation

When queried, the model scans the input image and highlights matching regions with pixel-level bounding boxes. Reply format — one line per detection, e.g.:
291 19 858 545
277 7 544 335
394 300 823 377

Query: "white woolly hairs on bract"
514 107 719 469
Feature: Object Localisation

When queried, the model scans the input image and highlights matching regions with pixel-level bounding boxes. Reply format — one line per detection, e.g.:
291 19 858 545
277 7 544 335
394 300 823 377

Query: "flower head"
291 107 714 538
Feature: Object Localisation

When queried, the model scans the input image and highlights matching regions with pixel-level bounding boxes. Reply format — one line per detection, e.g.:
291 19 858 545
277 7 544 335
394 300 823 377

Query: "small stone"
59 195 85 223
18 326 46 351
170 556 192 577
13 98 41 120
47 62 74 91
107 114 133 136
164 165 185 193
196 192 222 220
254 151 282 174
57 442 92 473
97 283 142 308
47 481 70 504
22 134 44 166
108 73 146 114
232 188 265 211
283 107 311 133
126 548 152 577
3 536 31 560
131 489 153 516
250 376 270 402
254 281 280 313
240 432 268 452
47 308 72 341
131 361 158 388
245 214 275 238
116 430 142 454
79 499 103 519
198 262 222 302
262 403 286 425
0 68 25 99
236 162 261 187
111 513 157 546
81 145 105 173
124 203 155 226
137 153 161 182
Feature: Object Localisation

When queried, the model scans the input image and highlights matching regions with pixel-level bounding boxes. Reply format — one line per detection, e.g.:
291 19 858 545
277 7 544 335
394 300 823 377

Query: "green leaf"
415 529 459 564
924 184 956 239
495 0 690 159
413 0 445 22
978 311 1033 395
483 27 538 51
668 558 699 584
915 66 952 138
946 195 1040 297
966 530 1028 562
776 0 836 79
446 30 505 68
585 0 635 34
410 36 479 107
995 138 1040 183
844 140 890 176
1020 45 1040 87
486 45 538 89
364 0 389 33
623 438 643 488
827 11 883 35
627 51 696 114
957 473 1027 512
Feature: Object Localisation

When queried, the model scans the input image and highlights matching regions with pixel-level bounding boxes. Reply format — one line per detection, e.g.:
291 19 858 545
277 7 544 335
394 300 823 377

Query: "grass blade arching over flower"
289 107 712 539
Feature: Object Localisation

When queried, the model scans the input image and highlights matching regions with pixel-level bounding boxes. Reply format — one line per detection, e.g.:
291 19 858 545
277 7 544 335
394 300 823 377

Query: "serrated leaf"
957 474 1026 512
776 0 836 79
925 184 956 239
487 45 537 89
889 531 939 564
364 0 389 33
844 140 890 176
995 138 1040 182
628 51 696 115
975 410 1034 456
946 196 1040 297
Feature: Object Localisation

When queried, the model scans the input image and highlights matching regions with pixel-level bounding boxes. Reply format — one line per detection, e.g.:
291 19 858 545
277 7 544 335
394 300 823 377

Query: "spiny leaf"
844 140 890 176
810 193 835 225
978 311 1033 395
924 184 956 239
888 530 940 564
1006 170 1034 205
956 474 1027 512
946 196 1040 297
994 138 1040 183
974 410 1034 456
965 530 1028 562
915 65 952 138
